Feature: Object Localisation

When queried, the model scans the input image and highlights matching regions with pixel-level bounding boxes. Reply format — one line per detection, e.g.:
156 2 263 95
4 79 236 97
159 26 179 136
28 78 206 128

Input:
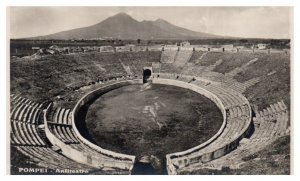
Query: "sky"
9 6 292 39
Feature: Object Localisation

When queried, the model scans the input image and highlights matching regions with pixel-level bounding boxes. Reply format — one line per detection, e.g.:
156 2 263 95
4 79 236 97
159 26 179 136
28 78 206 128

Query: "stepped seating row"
253 102 289 139
194 52 224 66
47 107 79 144
11 97 33 117
155 73 244 107
160 63 181 74
222 77 261 93
242 77 261 89
156 74 251 174
214 77 248 93
155 74 247 109
180 65 235 82
180 64 207 76
177 52 264 94
205 59 223 72
74 74 127 92
10 96 46 146
10 96 134 173
188 51 207 64
116 52 160 75
70 53 127 80
10 96 102 172
225 58 259 78
48 123 79 144
228 105 250 119
46 106 120 161
219 76 242 85
253 101 289 137
256 100 287 118
49 107 72 125
160 50 177 63
151 62 161 73
226 82 247 93
118 60 133 75
172 104 250 171
191 80 246 108
11 121 46 146
15 146 95 171
182 137 273 171
210 86 244 106
182 102 290 172
10 94 21 106
121 58 146 75
47 107 80 144
11 96 44 124
181 67 202 77
198 72 227 83
103 64 126 76
173 50 193 67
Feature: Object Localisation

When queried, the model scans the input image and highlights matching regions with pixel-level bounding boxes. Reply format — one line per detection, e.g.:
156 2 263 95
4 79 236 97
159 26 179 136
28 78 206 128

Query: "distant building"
180 41 190 46
257 43 267 50
100 46 115 52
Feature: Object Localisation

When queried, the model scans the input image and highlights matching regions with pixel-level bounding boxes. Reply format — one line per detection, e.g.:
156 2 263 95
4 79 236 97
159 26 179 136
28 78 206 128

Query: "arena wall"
152 74 252 174
151 76 227 174
71 80 142 167
66 74 250 174
43 103 134 171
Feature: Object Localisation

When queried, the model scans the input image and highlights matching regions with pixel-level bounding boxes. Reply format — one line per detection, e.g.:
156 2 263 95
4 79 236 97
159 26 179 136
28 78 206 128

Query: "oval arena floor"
83 83 223 173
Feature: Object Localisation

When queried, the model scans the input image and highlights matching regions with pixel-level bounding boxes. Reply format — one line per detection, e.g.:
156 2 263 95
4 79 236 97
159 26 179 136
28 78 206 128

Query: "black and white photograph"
7 5 293 175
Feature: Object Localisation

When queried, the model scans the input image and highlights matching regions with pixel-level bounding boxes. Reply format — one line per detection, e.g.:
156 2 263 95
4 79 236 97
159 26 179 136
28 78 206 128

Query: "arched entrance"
143 67 153 83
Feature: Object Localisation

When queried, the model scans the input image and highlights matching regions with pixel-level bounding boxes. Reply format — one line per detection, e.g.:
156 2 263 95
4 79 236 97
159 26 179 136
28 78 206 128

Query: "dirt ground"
84 84 223 172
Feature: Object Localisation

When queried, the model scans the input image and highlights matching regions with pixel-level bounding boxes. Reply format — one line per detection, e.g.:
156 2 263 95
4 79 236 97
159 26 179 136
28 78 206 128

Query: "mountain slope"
33 12 224 40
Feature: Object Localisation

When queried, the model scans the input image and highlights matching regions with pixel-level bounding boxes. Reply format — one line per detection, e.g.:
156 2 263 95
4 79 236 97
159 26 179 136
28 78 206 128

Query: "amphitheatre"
9 43 291 174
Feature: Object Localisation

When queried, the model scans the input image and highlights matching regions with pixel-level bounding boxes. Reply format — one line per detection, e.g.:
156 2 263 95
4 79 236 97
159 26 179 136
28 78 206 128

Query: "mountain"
32 12 225 40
